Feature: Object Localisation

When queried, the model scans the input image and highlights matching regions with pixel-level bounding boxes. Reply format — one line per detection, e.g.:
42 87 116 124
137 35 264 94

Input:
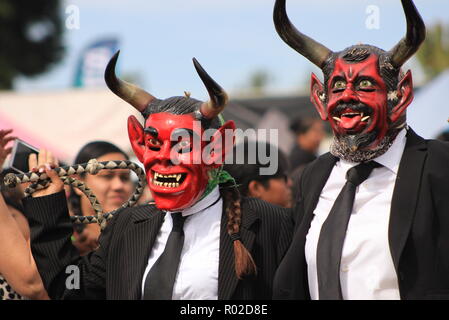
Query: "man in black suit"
272 0 449 299
22 53 292 299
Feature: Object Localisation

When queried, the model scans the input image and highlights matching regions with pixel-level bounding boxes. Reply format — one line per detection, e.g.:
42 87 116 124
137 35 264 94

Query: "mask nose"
340 85 359 103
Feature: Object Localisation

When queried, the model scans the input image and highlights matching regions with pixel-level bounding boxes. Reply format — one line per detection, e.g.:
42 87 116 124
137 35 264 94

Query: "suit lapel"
122 205 165 299
275 153 336 299
389 129 427 270
297 153 338 250
218 198 259 300
295 153 337 296
302 153 338 220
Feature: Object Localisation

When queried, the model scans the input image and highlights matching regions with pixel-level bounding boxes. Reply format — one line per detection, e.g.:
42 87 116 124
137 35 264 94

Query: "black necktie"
316 161 382 300
143 212 187 300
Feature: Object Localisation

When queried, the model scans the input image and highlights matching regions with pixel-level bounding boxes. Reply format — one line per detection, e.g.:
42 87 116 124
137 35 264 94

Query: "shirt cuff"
22 191 71 226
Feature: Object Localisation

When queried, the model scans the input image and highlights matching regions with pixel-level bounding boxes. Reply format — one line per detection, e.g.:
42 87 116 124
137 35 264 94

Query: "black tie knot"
171 212 186 232
346 161 382 186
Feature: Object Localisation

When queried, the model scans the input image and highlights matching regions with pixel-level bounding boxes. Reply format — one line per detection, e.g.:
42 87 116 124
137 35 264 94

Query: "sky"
15 0 449 100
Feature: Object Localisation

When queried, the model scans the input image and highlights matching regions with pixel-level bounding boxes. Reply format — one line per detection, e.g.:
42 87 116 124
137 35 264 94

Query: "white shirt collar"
373 128 407 174
339 128 407 175
165 186 221 218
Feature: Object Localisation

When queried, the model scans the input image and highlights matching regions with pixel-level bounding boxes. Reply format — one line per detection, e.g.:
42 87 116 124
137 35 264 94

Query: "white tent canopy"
0 89 143 164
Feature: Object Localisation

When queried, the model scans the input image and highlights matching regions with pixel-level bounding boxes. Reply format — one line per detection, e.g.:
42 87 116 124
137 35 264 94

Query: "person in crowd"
288 117 325 203
223 139 292 208
22 53 293 299
288 116 325 170
273 0 449 300
65 141 134 255
0 129 49 300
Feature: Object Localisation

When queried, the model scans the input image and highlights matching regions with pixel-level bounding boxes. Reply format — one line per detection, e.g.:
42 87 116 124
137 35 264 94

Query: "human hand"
0 129 16 168
28 149 64 198
72 224 100 255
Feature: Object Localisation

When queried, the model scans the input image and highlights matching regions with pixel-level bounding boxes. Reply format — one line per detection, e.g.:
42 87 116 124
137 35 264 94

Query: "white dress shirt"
305 129 407 300
141 186 222 300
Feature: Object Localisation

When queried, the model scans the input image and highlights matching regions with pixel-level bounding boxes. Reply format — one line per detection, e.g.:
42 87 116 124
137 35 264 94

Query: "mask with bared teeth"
104 51 235 211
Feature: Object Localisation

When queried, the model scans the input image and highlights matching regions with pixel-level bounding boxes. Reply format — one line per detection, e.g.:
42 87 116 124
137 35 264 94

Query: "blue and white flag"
73 38 119 88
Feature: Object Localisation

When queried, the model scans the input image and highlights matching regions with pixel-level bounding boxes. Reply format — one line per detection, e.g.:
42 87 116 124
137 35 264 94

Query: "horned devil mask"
274 0 426 162
105 52 236 211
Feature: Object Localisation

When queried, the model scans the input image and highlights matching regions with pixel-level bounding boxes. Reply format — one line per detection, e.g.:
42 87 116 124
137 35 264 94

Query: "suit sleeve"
23 191 116 299
428 142 449 279
276 207 294 263
273 163 311 300
290 161 310 232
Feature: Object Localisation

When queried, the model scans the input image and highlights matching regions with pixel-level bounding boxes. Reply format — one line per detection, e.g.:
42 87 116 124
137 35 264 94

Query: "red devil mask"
274 0 425 157
105 52 235 210
310 52 414 152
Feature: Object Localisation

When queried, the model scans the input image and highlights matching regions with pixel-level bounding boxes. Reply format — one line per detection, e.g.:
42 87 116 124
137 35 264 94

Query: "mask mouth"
331 104 373 134
151 171 188 189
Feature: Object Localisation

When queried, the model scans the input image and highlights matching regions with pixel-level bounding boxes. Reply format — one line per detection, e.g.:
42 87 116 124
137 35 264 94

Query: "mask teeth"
152 181 180 188
152 172 184 187
333 117 341 122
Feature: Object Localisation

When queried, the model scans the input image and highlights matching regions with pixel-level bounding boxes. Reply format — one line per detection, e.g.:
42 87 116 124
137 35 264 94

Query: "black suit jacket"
273 129 449 300
23 192 293 300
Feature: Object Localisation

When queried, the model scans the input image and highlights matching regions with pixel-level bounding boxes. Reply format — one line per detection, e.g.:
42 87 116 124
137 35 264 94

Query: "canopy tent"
0 89 142 164
408 70 449 139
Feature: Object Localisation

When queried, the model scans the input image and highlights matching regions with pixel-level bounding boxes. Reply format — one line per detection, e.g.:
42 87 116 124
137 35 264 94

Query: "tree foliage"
248 70 272 96
416 23 449 82
0 0 64 89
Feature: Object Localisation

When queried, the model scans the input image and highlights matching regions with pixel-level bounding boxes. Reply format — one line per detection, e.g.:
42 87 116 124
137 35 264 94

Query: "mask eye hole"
147 138 162 151
332 80 346 92
360 80 372 87
358 79 375 91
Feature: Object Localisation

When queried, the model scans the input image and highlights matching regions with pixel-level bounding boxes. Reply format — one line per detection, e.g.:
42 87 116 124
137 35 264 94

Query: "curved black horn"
104 51 156 112
192 58 228 120
273 0 333 68
389 0 426 68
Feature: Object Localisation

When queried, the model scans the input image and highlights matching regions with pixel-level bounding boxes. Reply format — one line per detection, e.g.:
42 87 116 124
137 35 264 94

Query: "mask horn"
105 51 156 112
193 58 228 120
388 0 426 68
273 0 333 69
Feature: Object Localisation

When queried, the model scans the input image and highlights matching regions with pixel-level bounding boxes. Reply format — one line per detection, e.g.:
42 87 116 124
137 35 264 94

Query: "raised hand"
28 149 64 198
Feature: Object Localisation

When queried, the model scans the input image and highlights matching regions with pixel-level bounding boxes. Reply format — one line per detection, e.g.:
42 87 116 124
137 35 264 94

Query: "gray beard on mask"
330 126 404 162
